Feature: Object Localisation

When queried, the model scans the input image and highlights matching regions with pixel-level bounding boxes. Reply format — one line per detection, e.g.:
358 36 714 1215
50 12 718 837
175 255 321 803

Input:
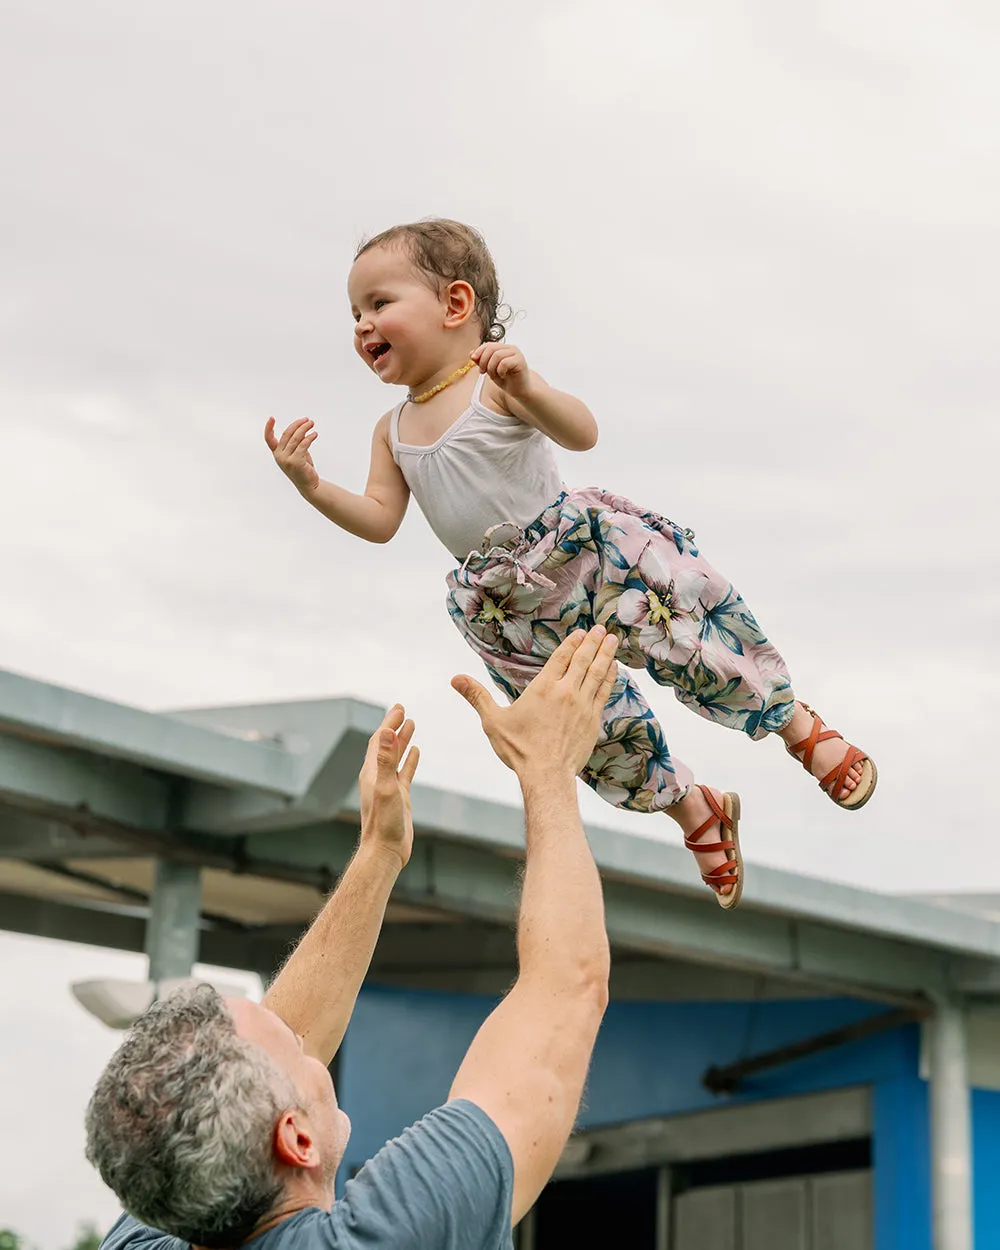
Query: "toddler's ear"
443 279 477 328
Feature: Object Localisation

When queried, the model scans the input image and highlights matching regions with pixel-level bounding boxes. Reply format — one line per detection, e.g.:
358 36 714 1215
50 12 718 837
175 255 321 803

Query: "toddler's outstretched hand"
265 417 320 494
472 343 532 402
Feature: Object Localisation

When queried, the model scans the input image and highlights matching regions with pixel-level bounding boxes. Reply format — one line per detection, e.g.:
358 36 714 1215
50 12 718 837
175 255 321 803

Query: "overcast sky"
1 0 998 1244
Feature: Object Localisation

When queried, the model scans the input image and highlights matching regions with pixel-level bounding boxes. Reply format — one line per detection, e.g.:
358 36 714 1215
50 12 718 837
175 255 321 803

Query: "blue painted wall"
972 1089 1000 1248
338 986 1000 1250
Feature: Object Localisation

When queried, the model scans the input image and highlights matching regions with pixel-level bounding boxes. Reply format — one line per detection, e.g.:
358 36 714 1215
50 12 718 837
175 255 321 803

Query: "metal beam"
0 890 298 975
390 839 952 1005
245 823 1000 1000
0 890 149 955
947 955 1000 997
181 729 372 835
0 808 128 860
701 1007 926 1095
8 811 961 1002
0 849 976 1010
29 860 245 931
0 667 296 793
555 1087 872 1180
376 782 1000 965
178 700 385 834
365 923 819 1001
0 735 172 828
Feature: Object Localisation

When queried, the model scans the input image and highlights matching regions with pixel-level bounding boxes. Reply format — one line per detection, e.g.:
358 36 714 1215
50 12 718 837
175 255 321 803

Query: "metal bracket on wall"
701 1006 929 1095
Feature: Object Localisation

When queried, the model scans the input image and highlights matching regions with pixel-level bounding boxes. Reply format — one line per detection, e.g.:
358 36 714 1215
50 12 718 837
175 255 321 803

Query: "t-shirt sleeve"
332 1099 513 1250
98 1213 181 1250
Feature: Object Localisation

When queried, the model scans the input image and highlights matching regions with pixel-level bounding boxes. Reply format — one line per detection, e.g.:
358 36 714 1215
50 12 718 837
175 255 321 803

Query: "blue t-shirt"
101 1100 513 1250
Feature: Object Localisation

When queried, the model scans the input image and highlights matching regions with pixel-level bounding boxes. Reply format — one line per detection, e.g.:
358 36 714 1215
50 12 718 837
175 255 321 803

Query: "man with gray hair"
86 625 619 1249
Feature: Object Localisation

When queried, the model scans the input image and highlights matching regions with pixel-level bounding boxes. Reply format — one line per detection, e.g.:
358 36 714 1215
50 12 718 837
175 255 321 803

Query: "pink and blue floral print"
446 487 795 813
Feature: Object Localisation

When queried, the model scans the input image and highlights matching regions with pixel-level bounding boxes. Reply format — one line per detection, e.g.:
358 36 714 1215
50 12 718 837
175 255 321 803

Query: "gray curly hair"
85 984 297 1248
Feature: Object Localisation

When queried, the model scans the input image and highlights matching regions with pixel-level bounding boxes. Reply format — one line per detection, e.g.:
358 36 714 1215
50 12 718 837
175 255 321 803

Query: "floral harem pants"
445 487 796 813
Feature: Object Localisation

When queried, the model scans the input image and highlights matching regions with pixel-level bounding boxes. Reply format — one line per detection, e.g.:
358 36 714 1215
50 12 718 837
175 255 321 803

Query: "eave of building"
2 667 999 1005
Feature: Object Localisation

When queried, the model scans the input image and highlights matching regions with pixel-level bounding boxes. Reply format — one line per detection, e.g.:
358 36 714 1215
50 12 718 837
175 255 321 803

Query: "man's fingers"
374 728 405 789
540 629 587 682
564 624 608 689
363 705 405 772
379 704 405 731
399 745 420 788
451 673 496 719
580 631 619 701
598 662 618 710
264 417 278 451
395 717 415 757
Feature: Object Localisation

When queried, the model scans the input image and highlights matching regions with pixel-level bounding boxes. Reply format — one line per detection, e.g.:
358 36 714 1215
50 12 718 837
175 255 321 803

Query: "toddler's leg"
485 658 740 900
604 530 796 739
579 667 691 813
605 531 869 803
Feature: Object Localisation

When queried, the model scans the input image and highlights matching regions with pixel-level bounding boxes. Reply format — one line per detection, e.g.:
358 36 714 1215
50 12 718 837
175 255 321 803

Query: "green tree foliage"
68 1226 102 1250
0 1221 103 1250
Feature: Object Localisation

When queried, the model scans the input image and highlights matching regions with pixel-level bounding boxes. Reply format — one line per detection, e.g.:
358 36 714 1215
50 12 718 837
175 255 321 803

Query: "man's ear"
443 280 476 329
273 1108 321 1171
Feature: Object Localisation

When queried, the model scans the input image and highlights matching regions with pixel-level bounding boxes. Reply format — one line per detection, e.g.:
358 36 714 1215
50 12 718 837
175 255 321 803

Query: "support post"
145 859 201 983
655 1166 673 1250
928 996 973 1250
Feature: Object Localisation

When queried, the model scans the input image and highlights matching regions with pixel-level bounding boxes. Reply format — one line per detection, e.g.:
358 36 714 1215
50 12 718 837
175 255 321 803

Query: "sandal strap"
681 785 740 894
787 710 844 773
819 745 868 798
685 785 733 844
702 859 739 889
685 834 736 854
789 706 871 802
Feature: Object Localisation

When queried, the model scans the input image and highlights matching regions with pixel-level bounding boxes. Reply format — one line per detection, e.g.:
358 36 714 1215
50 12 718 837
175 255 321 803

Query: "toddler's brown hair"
355 218 507 343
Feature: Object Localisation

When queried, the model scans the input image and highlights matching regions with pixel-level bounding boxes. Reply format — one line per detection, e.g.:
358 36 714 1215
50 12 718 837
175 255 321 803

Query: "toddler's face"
348 245 444 385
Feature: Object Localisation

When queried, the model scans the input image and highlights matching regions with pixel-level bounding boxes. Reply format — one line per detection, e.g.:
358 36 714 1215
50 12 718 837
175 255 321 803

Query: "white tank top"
389 374 564 559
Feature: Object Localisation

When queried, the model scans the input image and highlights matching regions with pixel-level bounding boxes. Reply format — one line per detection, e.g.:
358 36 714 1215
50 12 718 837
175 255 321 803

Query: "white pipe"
929 997 974 1250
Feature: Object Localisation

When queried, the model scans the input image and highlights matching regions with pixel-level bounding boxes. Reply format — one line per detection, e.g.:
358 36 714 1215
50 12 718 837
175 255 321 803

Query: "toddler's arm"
265 411 410 544
472 344 599 452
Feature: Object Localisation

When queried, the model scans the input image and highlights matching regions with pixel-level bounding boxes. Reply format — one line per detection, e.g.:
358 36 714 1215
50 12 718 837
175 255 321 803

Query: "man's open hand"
452 626 618 783
358 705 420 869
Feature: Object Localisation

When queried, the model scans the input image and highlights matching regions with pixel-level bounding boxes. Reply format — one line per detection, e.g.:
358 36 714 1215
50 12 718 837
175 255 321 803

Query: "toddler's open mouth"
366 341 392 366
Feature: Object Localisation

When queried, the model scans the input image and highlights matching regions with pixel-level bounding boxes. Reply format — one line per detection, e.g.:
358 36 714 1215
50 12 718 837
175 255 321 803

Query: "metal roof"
2 665 999 1007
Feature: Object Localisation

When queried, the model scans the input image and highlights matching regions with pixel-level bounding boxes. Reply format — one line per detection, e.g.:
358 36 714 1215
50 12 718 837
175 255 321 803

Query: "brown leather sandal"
786 703 877 810
684 785 743 910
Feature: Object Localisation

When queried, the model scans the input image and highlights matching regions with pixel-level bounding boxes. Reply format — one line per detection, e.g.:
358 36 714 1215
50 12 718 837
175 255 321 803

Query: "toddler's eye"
374 299 387 311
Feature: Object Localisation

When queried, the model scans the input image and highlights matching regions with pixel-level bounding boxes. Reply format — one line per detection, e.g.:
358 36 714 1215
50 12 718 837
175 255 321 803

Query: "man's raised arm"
262 705 419 1065
448 625 618 1224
